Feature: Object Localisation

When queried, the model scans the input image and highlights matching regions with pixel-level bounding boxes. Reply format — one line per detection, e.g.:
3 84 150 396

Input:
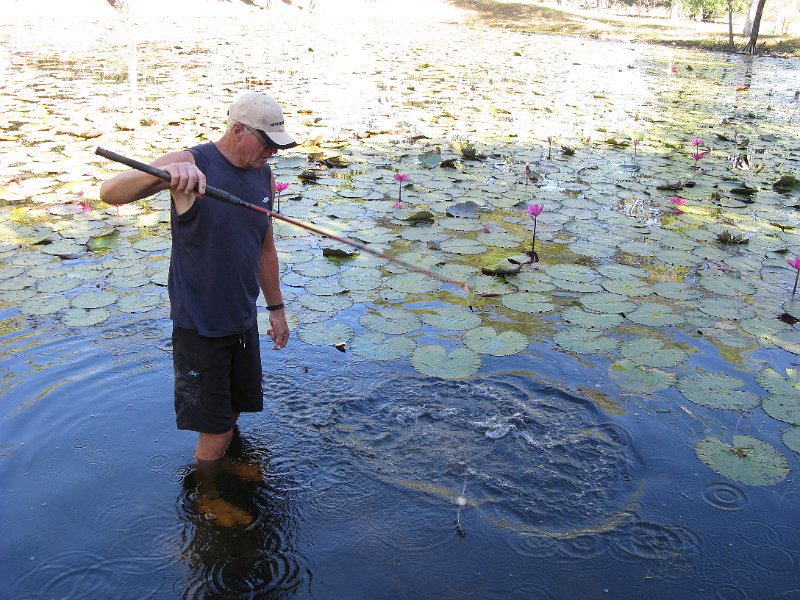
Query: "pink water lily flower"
690 152 706 168
526 204 544 262
274 181 289 213
394 201 403 209
789 257 800 296
527 203 544 216
691 138 704 147
671 197 687 206
394 172 410 203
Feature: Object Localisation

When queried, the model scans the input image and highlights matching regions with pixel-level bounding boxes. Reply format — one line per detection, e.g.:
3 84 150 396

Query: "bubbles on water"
322 374 642 537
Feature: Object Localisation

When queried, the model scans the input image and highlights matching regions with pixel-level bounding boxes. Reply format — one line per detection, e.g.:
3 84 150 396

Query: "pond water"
1 5 800 599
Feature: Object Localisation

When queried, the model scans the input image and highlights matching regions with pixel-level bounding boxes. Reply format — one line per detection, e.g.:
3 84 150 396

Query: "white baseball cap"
228 91 297 149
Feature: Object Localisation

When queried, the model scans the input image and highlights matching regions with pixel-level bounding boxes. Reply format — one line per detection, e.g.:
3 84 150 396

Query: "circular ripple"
12 551 120 599
714 583 748 600
608 520 703 563
145 453 171 472
701 481 749 511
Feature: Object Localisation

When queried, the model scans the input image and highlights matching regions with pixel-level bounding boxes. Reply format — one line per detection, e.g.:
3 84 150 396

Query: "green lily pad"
410 345 481 379
677 372 760 411
620 338 688 368
501 292 557 314
608 359 677 393
296 321 355 346
700 273 757 297
385 272 441 294
419 306 481 331
62 307 111 327
544 264 599 283
18 294 70 316
625 303 684 327
561 306 623 329
350 332 416 360
783 427 800 454
339 267 382 291
298 293 353 314
293 259 341 278
440 238 487 255
463 326 529 356
695 435 789 486
504 271 555 293
554 327 619 355
133 237 170 252
580 292 636 314
653 281 703 301
72 290 119 309
360 307 422 335
117 293 164 313
697 298 754 320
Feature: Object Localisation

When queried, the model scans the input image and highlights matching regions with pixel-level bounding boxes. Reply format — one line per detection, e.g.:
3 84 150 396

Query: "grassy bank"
447 0 800 57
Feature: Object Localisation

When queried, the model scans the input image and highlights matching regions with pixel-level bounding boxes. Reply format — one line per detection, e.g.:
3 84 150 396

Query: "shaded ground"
447 0 800 57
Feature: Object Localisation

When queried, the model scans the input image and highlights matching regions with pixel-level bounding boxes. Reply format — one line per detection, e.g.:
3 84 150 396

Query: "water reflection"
176 429 304 599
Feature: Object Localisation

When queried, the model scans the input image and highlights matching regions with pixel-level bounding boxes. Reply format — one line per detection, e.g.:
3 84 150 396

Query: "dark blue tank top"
168 142 272 337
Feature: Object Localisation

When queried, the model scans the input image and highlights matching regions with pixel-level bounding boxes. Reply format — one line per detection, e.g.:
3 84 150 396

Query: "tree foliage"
680 0 749 21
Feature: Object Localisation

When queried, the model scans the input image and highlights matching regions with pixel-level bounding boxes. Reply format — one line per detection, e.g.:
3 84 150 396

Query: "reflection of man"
178 431 301 598
99 92 296 465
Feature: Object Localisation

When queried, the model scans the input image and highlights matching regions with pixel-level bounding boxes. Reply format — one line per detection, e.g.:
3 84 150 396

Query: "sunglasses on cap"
242 124 280 151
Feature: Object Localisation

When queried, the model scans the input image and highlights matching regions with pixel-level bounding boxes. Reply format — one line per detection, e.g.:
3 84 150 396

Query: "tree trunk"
728 0 734 49
742 0 767 54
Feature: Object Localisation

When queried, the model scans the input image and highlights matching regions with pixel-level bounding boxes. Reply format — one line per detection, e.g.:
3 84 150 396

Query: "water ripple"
701 481 749 511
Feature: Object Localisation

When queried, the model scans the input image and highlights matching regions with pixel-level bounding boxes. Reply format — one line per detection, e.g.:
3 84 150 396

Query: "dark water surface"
2 5 800 600
2 305 799 599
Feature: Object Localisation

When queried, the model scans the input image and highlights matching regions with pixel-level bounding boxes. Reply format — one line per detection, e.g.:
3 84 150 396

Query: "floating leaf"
625 304 684 327
501 292 556 314
554 327 619 355
620 338 688 368
608 359 677 393
419 306 481 331
695 436 789 486
385 272 441 294
463 326 528 356
296 321 355 346
62 307 111 327
783 427 800 454
410 345 481 379
350 332 416 360
72 290 119 309
359 307 422 335
677 372 760 411
561 306 623 329
580 292 636 315
18 294 70 316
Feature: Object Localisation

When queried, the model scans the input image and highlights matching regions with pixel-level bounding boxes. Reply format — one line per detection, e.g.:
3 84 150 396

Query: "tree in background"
742 0 767 53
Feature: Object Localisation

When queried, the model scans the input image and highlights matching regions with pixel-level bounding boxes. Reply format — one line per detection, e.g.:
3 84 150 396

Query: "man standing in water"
100 92 294 467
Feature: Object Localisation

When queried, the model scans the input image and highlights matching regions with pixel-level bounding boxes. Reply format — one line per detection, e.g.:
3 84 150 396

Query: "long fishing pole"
95 147 470 291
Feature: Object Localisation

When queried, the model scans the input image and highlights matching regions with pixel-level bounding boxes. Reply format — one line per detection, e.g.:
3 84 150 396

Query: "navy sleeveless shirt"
168 142 273 337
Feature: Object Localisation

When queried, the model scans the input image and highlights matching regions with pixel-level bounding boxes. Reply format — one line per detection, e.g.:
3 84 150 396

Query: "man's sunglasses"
243 124 279 151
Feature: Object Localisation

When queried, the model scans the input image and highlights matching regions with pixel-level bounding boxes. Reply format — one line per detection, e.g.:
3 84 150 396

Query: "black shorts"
172 323 263 434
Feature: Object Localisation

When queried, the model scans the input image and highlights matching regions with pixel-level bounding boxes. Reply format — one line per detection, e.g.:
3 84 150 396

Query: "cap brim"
264 131 298 150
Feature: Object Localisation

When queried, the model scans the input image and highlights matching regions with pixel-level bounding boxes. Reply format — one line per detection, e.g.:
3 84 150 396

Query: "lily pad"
419 306 481 331
18 294 70 316
695 435 789 486
608 359 677 393
783 427 800 454
350 332 416 360
677 372 760 411
463 326 529 356
72 290 119 309
554 327 619 355
620 338 688 368
62 307 111 327
501 292 556 314
561 306 623 329
580 292 636 315
625 304 684 327
410 345 481 379
296 321 355 346
360 307 422 335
